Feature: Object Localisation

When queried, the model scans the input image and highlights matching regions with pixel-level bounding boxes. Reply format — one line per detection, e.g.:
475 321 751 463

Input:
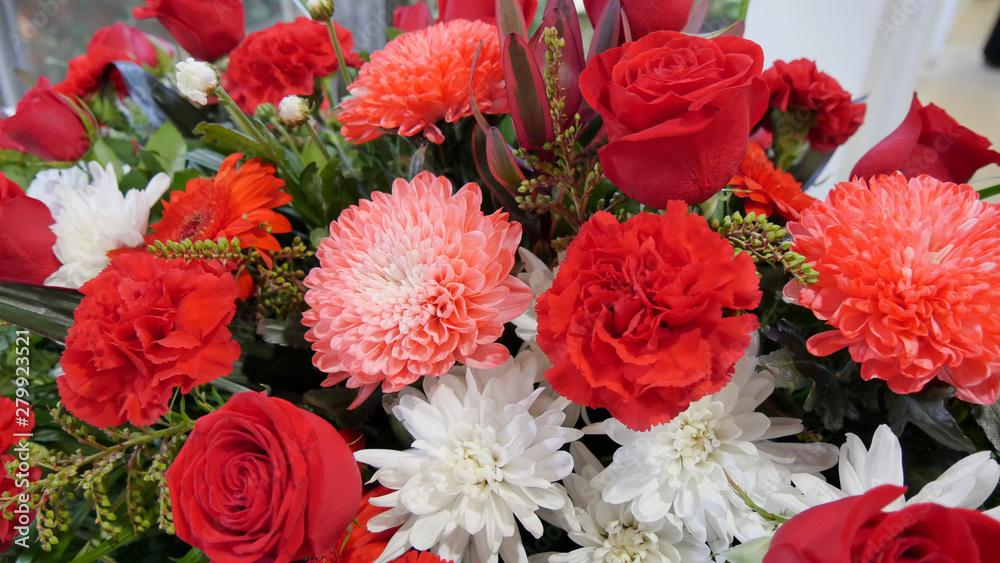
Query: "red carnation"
851 94 1000 184
0 396 35 456
0 454 40 553
167 392 362 563
0 173 60 285
58 253 241 428
764 485 1000 562
56 23 165 99
763 58 866 152
536 205 762 431
133 0 244 62
223 18 361 114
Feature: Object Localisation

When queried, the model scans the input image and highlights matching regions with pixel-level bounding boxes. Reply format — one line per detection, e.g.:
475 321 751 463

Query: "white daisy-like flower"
355 350 584 563
175 58 218 105
510 247 557 348
27 162 169 288
27 165 90 204
773 424 1000 514
593 335 839 551
539 443 711 563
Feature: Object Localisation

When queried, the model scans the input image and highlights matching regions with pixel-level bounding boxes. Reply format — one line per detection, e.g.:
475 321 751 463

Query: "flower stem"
326 20 354 92
302 122 333 161
738 0 751 22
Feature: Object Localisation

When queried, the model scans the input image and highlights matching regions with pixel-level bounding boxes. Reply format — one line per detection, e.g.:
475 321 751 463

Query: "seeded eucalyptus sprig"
713 211 819 285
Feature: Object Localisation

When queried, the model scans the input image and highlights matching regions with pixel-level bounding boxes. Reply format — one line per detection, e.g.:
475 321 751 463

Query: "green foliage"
712 211 819 285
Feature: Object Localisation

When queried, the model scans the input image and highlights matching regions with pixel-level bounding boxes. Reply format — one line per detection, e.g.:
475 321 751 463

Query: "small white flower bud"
278 95 312 127
306 0 334 21
175 58 219 106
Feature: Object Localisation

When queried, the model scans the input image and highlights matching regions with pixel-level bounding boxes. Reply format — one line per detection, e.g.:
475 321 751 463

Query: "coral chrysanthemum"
784 173 1000 403
302 171 532 405
729 142 817 221
535 206 762 431
58 253 241 428
146 153 292 256
338 19 508 145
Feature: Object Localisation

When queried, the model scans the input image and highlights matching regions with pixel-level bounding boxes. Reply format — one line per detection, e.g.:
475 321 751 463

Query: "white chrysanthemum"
175 58 218 105
27 166 90 205
27 162 169 288
355 350 584 563
593 335 839 551
538 443 711 563
510 248 556 347
773 424 1000 514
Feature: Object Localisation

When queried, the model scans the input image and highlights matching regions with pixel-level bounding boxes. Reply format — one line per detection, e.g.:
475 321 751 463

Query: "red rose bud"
580 31 768 206
584 0 695 37
0 174 60 286
167 392 362 563
393 3 433 32
0 78 91 162
852 94 1000 184
133 0 245 61
56 23 166 98
764 485 1000 562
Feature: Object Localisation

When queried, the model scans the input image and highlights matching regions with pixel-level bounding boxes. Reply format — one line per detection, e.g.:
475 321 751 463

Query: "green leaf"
66 528 134 563
0 282 82 344
176 547 210 563
183 148 226 172
193 123 268 161
720 536 772 563
972 397 1000 451
885 385 976 452
144 122 187 174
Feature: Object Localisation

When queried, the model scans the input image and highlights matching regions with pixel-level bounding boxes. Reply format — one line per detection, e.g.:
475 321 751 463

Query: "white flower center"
434 425 504 498
598 520 655 563
654 405 721 470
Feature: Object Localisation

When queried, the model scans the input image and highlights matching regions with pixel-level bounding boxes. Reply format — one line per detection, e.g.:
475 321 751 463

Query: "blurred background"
0 0 997 194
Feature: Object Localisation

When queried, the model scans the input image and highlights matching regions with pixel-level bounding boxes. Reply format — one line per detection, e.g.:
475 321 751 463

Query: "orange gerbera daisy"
338 19 508 145
146 153 292 257
729 142 817 220
785 173 1000 404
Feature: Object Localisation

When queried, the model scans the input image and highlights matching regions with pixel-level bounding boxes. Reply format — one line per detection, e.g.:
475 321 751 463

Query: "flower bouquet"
2 0 1000 561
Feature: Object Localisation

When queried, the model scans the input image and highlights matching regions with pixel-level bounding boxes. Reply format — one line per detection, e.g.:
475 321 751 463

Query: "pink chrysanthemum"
784 173 1000 403
302 171 532 405
338 19 508 145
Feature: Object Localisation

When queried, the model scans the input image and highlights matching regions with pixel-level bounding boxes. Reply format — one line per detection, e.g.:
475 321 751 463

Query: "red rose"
851 94 1000 184
392 0 537 32
580 31 768 206
56 23 165 99
58 253 241 428
0 396 35 456
584 0 695 37
167 392 362 563
763 58 866 152
0 454 40 553
133 0 244 61
764 485 1000 562
0 77 91 162
0 174 60 285
535 205 762 431
223 18 361 113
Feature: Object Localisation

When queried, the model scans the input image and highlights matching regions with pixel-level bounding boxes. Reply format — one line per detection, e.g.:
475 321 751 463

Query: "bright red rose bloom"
0 77 91 162
167 392 362 563
308 485 398 563
58 253 241 428
0 454 40 553
133 0 244 61
0 174 60 285
852 94 1000 184
223 18 361 113
764 485 1000 563
56 23 164 98
0 396 35 456
584 0 695 37
580 31 768 206
763 58 866 152
536 205 762 431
